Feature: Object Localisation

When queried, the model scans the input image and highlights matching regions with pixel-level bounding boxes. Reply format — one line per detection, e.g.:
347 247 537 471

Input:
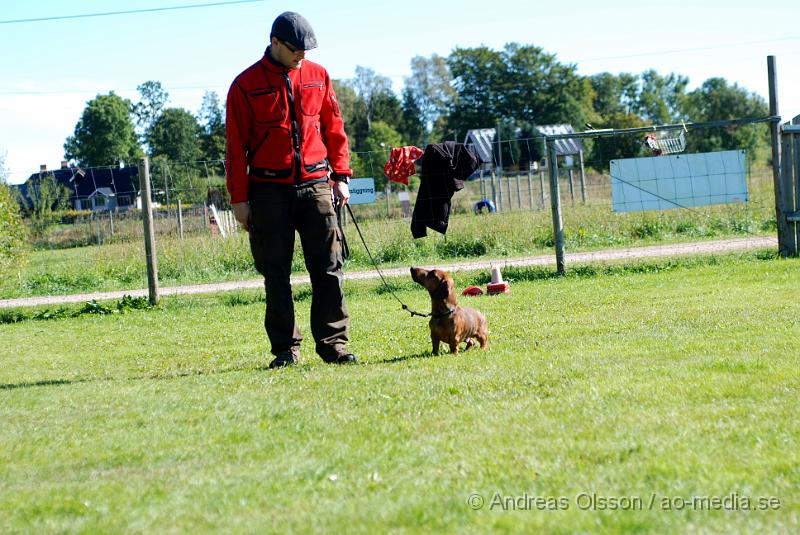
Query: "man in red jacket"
226 11 356 368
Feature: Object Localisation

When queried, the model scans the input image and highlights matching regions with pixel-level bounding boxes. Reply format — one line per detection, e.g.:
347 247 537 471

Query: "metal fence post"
780 125 796 255
527 164 534 209
163 162 170 210
547 139 565 274
781 115 800 255
496 125 504 211
568 169 575 204
177 199 184 241
539 170 546 208
768 56 791 256
94 213 102 245
507 172 513 210
139 157 160 305
490 169 498 210
579 150 587 204
794 115 800 252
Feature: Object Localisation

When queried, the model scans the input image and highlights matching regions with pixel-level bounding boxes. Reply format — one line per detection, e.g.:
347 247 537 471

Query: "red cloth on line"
383 146 424 185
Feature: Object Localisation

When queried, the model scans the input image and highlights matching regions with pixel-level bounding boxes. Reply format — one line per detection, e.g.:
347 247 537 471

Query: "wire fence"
2 120 782 302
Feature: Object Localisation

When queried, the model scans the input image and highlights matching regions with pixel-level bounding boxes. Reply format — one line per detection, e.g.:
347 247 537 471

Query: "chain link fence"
2 119 781 302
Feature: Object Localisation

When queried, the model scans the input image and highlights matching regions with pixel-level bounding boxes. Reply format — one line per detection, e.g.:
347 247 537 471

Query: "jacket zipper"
283 72 302 185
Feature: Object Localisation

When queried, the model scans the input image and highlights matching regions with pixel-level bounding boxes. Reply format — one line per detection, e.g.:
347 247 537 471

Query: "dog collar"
430 307 456 319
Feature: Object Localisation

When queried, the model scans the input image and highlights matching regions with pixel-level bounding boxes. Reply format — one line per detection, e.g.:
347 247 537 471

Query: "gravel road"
0 236 777 309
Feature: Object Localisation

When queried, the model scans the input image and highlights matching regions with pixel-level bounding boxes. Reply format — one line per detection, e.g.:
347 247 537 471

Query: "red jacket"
225 50 352 203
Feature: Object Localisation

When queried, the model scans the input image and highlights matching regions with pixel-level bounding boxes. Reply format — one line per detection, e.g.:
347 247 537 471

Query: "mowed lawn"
1 253 798 534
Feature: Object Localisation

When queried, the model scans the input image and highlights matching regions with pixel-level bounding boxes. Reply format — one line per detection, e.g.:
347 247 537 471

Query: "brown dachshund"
410 267 489 355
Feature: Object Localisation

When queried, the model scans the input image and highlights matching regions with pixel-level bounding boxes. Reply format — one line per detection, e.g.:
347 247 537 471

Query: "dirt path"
0 236 777 309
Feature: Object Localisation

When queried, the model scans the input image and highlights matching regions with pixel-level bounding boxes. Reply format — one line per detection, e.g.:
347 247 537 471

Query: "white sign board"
348 178 376 205
610 150 748 213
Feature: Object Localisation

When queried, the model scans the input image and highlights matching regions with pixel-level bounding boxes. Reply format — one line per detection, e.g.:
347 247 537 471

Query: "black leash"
335 203 350 261
337 203 432 319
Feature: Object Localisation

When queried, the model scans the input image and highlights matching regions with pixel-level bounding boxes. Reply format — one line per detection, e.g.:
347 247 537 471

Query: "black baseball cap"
270 12 318 51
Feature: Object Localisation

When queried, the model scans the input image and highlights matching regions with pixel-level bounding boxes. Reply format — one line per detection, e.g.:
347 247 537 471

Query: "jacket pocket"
304 159 328 173
250 126 293 171
302 121 327 167
300 80 325 116
248 87 285 123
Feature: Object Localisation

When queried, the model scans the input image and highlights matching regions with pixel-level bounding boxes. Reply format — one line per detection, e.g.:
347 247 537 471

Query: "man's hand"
332 180 350 207
231 202 252 231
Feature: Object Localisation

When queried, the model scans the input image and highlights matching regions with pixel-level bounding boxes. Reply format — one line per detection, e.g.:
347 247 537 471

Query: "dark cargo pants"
248 181 349 362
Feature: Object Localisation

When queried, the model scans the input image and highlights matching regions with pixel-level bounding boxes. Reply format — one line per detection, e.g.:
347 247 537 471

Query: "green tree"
634 70 688 124
198 91 226 169
493 120 522 169
682 77 769 164
503 43 595 127
446 46 504 134
372 91 403 132
589 72 639 118
492 120 546 170
134 80 169 145
351 66 395 134
332 79 367 150
352 121 403 190
64 92 142 167
147 108 202 162
147 108 203 204
589 111 647 168
398 87 425 147
589 71 687 125
22 172 71 236
405 54 455 140
447 44 595 138
0 153 27 275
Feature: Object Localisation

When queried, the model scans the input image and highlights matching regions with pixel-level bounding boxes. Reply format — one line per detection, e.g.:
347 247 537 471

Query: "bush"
435 236 489 258
0 181 27 275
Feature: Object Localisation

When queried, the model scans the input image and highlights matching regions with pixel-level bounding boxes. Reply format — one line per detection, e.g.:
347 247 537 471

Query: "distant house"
463 128 497 169
16 162 139 211
532 124 587 161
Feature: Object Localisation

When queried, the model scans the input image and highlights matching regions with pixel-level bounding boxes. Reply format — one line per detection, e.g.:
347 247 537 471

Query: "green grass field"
1 252 798 533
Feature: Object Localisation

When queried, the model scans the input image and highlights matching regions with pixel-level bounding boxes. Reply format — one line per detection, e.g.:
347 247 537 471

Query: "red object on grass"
487 282 510 295
461 285 484 296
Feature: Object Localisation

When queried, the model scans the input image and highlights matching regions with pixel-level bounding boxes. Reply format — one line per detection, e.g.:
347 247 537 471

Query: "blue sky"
1 0 798 183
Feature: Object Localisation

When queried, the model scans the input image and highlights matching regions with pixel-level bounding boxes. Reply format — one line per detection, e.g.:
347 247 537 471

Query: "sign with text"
348 178 376 205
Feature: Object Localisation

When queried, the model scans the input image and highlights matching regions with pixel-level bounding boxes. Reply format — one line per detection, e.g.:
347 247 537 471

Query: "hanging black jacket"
411 142 480 238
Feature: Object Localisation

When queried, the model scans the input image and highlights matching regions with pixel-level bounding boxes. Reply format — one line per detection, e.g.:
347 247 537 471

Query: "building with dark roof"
15 162 139 211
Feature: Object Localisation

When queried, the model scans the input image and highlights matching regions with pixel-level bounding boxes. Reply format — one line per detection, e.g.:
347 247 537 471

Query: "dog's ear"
432 278 449 300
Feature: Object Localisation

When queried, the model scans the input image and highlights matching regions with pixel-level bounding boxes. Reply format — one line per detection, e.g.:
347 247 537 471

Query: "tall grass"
1 170 777 299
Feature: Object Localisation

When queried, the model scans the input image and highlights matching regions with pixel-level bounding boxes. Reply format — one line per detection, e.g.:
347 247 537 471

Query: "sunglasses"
280 39 303 54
